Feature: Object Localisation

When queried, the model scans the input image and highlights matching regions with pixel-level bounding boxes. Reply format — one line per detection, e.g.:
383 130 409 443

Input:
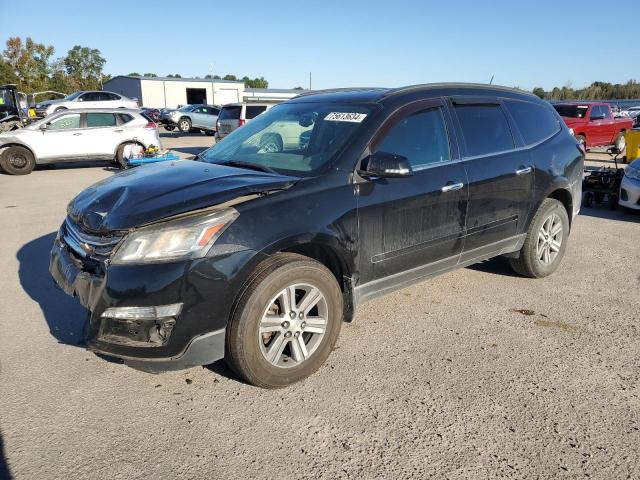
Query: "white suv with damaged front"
0 109 160 175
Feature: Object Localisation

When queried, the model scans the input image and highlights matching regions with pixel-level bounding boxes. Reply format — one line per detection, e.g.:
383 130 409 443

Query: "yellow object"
28 108 36 118
625 129 640 163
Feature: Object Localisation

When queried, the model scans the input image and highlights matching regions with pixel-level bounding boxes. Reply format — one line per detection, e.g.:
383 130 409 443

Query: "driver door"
355 99 468 294
31 113 88 160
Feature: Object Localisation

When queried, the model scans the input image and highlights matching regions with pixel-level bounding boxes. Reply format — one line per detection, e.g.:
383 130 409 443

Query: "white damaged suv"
0 109 160 175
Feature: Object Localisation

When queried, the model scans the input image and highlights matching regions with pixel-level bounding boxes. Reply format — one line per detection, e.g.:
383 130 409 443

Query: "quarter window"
86 113 117 127
246 106 267 119
504 100 560 146
376 108 451 168
47 113 81 130
454 104 514 156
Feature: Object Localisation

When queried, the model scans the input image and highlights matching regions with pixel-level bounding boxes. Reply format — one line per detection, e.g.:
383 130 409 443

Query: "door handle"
72 133 82 136
441 182 464 193
516 167 532 175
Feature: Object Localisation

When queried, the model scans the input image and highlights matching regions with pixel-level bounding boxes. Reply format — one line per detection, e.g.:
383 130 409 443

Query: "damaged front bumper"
49 232 260 372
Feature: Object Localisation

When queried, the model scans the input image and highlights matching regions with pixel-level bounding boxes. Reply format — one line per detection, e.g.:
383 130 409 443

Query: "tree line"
0 36 271 93
532 80 640 101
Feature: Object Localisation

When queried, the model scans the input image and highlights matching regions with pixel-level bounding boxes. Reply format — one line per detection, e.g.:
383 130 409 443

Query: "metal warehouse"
103 76 302 108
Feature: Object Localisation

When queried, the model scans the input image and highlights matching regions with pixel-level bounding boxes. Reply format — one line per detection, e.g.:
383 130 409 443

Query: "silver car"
160 104 220 135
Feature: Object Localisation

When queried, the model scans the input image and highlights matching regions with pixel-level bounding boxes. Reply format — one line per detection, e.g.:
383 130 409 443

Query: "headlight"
625 166 640 182
111 208 239 264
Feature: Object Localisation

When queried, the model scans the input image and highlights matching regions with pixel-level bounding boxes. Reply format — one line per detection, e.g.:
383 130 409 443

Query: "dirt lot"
0 133 639 479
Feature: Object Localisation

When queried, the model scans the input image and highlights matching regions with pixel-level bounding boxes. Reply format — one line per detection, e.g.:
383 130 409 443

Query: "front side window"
86 113 116 127
48 113 81 130
246 105 267 119
376 108 451 168
200 102 374 176
79 92 99 102
454 104 514 157
504 100 560 146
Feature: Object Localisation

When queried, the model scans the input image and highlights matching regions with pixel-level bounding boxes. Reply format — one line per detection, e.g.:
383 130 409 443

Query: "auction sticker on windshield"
324 112 367 122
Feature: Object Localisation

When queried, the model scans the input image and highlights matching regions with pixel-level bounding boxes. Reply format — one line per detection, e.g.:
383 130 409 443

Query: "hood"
68 160 299 232
37 99 64 108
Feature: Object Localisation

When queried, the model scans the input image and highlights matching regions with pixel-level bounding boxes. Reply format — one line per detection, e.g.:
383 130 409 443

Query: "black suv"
50 84 583 388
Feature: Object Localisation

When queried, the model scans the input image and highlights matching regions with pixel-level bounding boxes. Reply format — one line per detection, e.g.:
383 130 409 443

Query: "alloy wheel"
258 283 328 368
537 213 563 265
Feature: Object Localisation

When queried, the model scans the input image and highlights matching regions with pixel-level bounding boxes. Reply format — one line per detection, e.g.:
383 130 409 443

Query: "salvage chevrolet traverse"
50 84 584 388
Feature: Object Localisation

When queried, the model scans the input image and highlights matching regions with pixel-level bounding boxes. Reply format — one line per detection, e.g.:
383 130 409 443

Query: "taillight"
144 121 157 129
238 119 246 127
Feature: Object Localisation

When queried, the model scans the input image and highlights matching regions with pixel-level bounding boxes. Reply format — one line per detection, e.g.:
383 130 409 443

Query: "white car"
0 109 160 175
34 91 139 117
619 159 640 211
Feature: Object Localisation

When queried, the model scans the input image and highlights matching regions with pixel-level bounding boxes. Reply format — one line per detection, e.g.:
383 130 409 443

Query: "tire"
164 125 175 132
583 191 593 208
178 117 191 133
0 145 36 175
203 130 215 136
54 107 67 113
508 198 570 278
225 253 343 388
614 132 626 152
116 142 143 169
258 133 283 153
608 194 618 210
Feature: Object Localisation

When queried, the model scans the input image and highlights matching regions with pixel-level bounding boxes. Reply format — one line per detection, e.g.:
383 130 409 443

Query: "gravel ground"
0 134 639 479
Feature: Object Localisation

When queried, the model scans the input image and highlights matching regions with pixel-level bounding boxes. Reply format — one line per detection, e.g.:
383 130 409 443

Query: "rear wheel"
0 145 36 175
225 253 343 388
178 117 191 133
164 125 175 132
614 132 626 152
509 198 570 278
203 130 215 136
116 142 144 169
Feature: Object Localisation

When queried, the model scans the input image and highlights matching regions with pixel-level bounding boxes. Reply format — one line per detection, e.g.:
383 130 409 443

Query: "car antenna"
489 75 494 85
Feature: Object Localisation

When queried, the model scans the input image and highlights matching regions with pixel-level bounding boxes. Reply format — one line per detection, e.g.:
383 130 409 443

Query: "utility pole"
309 72 312 90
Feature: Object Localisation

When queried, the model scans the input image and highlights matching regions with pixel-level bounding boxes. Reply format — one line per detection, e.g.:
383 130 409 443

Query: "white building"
103 76 306 108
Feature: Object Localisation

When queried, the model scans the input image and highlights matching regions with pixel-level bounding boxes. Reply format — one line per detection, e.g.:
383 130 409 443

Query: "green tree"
532 87 546 99
143 73 157 77
0 58 19 85
167 74 181 78
213 74 221 79
223 74 237 81
128 72 141 76
63 45 106 90
293 86 304 90
244 76 269 88
3 37 55 91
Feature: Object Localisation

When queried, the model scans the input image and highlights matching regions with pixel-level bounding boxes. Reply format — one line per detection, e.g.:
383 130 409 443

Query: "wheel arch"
546 187 573 225
113 139 147 157
0 142 39 163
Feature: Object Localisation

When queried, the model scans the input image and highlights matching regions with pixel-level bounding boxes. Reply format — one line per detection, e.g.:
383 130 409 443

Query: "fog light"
98 303 182 347
101 303 183 320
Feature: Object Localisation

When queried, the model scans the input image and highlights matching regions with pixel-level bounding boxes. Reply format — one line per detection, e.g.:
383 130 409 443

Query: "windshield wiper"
216 160 278 174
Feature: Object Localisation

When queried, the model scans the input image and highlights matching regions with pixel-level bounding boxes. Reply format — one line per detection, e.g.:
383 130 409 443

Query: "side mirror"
358 151 413 178
39 123 47 131
590 113 605 121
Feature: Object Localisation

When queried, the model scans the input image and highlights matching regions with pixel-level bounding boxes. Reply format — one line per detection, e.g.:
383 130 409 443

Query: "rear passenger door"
356 98 468 285
80 112 123 157
450 98 533 261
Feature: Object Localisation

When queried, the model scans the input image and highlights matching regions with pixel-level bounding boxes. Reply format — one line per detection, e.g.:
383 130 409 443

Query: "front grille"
61 217 124 260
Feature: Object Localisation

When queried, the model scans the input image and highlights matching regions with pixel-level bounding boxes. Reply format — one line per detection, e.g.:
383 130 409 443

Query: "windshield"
0 88 17 113
199 102 374 176
553 105 589 118
63 92 83 101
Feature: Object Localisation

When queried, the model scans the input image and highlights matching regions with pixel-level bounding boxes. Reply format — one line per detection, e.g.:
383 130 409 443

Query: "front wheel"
203 130 215 136
509 198 570 278
178 117 191 133
0 145 36 175
225 253 343 388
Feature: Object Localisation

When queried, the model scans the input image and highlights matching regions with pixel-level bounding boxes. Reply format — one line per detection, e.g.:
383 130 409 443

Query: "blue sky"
1 0 638 91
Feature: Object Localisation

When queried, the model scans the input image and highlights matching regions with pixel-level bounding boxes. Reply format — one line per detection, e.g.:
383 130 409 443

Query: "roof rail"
293 87 386 99
383 82 537 98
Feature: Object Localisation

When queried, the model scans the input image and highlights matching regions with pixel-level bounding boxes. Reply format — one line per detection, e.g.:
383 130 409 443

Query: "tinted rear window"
246 105 267 119
504 100 560 146
553 105 589 118
219 106 241 120
454 104 514 156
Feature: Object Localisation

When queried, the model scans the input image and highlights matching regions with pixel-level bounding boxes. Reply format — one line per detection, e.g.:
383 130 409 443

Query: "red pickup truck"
553 102 632 150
